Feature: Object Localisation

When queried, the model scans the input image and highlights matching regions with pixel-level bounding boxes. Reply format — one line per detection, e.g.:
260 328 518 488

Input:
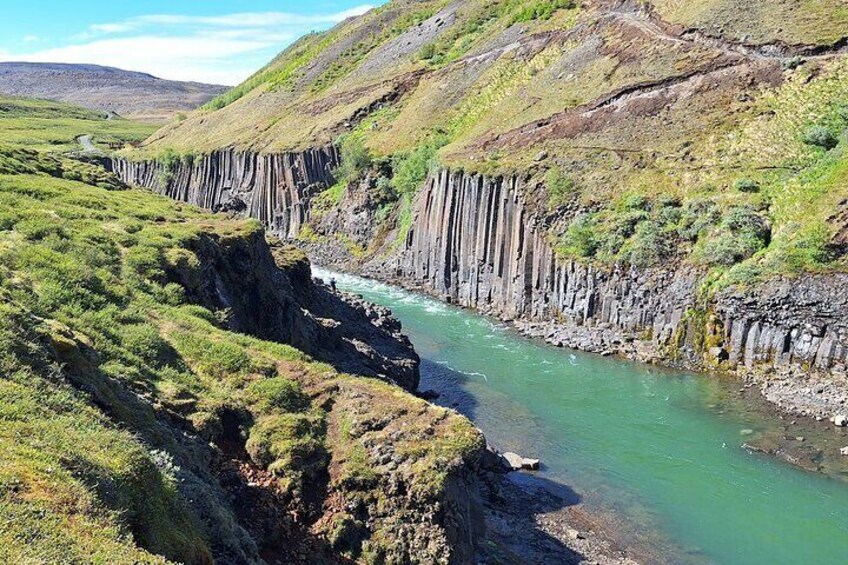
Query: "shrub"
246 377 310 413
733 178 760 193
511 0 576 24
545 166 576 207
418 43 437 60
802 126 839 150
678 199 721 241
619 193 650 212
625 219 674 267
391 134 447 195
334 135 372 184
157 148 181 186
559 214 598 258
696 206 770 267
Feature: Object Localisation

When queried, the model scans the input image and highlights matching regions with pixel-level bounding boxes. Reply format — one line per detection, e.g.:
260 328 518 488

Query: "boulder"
841 446 848 456
502 452 524 471
522 458 540 470
502 452 541 471
708 346 729 362
832 415 848 427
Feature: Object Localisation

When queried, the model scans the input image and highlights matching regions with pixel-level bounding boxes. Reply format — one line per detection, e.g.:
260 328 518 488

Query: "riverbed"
317 268 848 564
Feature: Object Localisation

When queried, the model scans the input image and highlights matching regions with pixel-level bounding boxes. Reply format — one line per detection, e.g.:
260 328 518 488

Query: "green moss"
246 377 311 413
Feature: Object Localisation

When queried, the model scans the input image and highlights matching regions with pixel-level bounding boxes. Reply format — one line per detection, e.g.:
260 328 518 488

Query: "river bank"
321 267 848 564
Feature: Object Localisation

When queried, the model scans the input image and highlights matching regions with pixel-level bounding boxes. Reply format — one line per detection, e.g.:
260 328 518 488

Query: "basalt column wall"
108 146 338 239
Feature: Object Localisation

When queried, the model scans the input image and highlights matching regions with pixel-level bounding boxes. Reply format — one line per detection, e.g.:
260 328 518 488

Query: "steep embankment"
116 0 848 419
0 62 227 122
0 143 486 563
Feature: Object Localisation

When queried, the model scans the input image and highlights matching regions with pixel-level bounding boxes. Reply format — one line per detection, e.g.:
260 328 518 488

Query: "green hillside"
0 100 480 563
139 0 848 286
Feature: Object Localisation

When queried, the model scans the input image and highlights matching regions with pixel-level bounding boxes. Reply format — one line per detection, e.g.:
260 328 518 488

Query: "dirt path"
77 134 100 153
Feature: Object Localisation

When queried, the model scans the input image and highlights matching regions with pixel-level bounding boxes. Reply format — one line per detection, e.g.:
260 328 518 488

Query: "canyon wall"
112 153 848 415
381 170 848 380
107 146 338 239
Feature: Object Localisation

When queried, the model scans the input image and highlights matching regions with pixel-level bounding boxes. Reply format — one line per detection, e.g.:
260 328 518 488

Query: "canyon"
107 151 848 421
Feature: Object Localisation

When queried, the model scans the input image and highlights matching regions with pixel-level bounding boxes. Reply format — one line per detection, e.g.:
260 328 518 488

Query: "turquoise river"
316 268 848 565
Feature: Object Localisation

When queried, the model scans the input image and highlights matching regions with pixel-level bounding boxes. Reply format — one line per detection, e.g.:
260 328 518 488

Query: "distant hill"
0 62 228 123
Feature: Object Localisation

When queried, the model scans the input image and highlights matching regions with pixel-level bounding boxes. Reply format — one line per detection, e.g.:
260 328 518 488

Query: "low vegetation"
1 97 483 562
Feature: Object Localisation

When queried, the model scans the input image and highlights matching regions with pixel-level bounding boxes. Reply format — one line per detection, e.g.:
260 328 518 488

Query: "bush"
391 134 447 195
678 199 721 241
545 166 575 207
802 126 839 150
246 377 310 413
696 206 770 267
418 43 437 60
619 193 650 212
625 219 674 267
334 135 372 184
511 0 576 24
559 215 598 258
733 178 760 193
157 148 181 186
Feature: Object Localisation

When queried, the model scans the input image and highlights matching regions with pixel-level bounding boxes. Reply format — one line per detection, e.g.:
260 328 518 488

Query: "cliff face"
110 153 848 418
108 146 338 239
382 170 848 405
180 229 421 390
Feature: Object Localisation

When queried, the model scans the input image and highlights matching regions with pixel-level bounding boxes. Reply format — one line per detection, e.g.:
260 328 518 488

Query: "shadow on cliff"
417 357 483 420
480 471 591 564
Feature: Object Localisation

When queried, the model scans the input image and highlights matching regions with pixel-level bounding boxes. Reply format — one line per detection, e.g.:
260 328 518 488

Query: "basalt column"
108 146 339 239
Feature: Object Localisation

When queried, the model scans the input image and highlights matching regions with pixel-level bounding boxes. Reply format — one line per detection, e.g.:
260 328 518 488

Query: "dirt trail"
77 134 100 154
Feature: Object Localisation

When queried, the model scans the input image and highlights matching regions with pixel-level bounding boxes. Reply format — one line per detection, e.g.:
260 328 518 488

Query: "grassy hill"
0 99 482 563
138 0 848 287
0 63 227 123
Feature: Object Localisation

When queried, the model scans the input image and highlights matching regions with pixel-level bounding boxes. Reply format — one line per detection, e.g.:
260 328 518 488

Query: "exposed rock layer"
107 146 338 239
111 153 848 417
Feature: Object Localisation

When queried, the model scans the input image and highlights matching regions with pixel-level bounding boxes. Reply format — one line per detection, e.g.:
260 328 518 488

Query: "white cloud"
3 5 376 85
130 7 373 29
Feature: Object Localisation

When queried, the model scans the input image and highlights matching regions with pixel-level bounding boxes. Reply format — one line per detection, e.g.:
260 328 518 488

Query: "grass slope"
0 101 481 562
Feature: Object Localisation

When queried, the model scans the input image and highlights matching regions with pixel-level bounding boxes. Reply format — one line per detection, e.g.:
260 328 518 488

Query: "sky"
0 1 381 86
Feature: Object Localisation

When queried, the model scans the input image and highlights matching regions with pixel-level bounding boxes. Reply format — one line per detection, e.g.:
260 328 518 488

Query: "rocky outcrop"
366 169 848 416
107 146 339 239
715 275 848 373
371 169 701 335
174 227 419 390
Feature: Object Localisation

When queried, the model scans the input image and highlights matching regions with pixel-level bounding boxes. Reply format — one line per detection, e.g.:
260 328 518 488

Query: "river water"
316 268 848 564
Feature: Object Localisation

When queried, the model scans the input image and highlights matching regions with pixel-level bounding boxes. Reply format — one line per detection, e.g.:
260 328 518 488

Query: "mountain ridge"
0 61 227 122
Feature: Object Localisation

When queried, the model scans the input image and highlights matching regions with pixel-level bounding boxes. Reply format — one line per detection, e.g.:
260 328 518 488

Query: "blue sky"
0 1 382 85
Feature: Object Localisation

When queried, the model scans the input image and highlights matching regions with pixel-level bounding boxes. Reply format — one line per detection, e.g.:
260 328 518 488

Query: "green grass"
0 97 483 561
0 96 156 153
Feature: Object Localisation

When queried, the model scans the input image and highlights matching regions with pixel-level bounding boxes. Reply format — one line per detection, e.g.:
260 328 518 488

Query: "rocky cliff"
110 154 848 419
108 147 338 239
380 169 848 418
